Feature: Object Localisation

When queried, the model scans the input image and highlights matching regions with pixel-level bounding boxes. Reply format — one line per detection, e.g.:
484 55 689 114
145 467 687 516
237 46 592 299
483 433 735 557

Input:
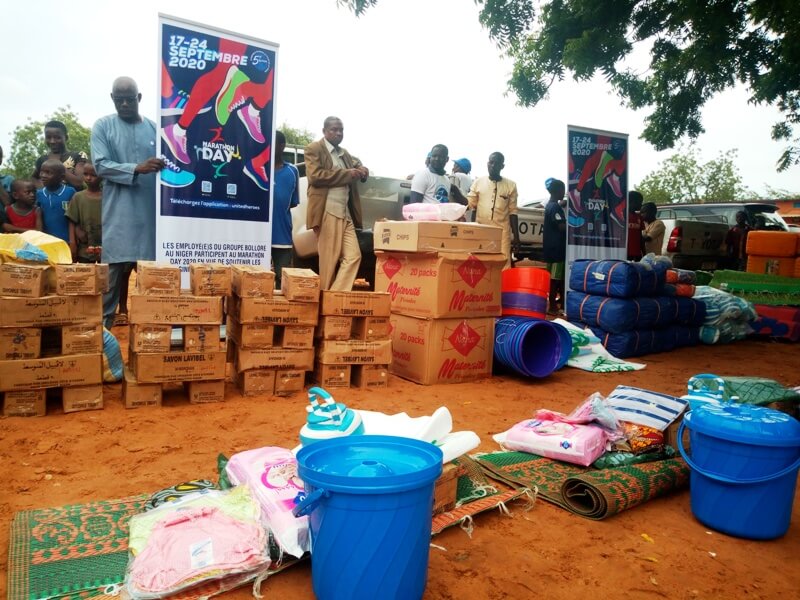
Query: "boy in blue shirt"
271 131 299 288
37 158 75 242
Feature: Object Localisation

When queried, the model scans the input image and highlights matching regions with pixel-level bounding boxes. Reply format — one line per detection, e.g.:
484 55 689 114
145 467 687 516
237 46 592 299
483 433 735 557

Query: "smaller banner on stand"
565 125 629 292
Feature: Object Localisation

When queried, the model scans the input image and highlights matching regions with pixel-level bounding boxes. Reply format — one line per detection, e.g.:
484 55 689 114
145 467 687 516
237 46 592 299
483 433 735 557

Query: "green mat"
7 494 149 600
711 270 800 306
476 451 689 520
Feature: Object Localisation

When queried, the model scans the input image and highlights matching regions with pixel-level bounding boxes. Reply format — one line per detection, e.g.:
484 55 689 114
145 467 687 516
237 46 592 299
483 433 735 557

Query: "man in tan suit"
305 116 368 290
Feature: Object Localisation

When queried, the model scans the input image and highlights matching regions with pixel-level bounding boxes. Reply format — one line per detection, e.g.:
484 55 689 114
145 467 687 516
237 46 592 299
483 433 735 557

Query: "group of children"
0 121 102 263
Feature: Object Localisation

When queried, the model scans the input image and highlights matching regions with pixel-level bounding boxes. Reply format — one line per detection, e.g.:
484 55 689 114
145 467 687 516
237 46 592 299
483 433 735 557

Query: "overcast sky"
2 0 798 201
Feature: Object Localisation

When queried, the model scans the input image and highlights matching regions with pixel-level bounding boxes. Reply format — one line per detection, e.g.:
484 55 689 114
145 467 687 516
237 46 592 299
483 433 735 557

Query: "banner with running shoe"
157 15 277 275
565 125 629 294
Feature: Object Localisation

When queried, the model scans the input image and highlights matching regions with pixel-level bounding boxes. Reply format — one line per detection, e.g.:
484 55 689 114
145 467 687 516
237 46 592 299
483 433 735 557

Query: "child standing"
2 179 42 232
37 158 75 242
33 120 87 190
66 162 103 262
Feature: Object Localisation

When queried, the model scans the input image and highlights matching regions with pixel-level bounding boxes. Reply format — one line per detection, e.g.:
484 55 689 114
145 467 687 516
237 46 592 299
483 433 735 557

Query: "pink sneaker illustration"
161 123 190 164
238 105 265 143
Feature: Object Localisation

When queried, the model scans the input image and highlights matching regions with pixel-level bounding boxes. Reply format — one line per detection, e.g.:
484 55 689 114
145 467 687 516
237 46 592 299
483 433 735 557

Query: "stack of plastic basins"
745 230 800 278
0 262 106 416
567 259 706 359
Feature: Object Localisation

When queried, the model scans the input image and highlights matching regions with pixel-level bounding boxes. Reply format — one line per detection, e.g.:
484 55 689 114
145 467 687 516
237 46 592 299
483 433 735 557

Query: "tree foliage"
636 146 747 204
338 0 800 172
279 122 315 147
4 107 91 179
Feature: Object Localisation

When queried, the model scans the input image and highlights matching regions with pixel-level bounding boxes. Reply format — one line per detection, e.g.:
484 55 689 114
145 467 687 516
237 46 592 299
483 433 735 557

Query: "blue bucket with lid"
293 435 443 599
678 403 800 539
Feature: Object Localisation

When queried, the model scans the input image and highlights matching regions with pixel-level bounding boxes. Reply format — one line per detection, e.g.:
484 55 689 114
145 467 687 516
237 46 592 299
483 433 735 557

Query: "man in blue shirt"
37 159 75 242
543 177 567 315
271 131 299 288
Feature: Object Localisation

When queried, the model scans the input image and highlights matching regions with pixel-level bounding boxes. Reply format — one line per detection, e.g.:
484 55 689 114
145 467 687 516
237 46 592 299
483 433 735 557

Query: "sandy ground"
1 330 799 600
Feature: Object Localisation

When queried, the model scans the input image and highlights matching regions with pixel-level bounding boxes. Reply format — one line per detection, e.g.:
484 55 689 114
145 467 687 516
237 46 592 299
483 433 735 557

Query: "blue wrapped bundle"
674 297 706 326
590 326 691 358
567 292 677 333
569 260 665 298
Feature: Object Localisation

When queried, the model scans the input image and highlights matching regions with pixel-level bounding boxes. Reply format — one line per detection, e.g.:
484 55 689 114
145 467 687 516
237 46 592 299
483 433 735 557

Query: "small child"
33 120 86 190
66 162 102 262
37 158 75 242
2 179 42 232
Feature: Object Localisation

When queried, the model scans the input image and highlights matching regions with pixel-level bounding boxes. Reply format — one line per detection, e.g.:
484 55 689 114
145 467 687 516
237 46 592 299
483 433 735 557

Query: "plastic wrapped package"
494 418 610 466
569 259 665 298
567 292 678 333
125 486 269 600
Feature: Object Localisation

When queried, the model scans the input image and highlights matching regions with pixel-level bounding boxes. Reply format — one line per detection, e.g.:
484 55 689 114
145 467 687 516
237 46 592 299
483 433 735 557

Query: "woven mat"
7 494 149 600
476 451 689 520
431 455 531 535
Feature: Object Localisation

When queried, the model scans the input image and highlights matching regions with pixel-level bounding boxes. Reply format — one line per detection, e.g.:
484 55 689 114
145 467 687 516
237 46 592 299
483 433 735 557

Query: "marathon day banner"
565 125 629 289
156 15 278 276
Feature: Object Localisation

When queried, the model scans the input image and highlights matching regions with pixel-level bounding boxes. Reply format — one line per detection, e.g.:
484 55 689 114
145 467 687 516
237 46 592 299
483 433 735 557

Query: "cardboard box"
62 384 103 413
0 263 49 297
316 339 392 365
122 368 162 408
433 462 466 514
130 350 227 383
233 345 315 372
281 268 320 303
185 379 226 404
352 317 391 341
130 324 172 353
664 412 690 452
375 251 504 318
227 295 318 325
373 220 503 254
129 293 223 325
389 315 494 385
277 325 315 349
0 327 42 359
0 353 102 391
189 263 232 296
54 264 106 295
184 324 221 353
136 261 181 296
321 291 391 317
274 369 305 396
351 364 389 389
61 323 103 355
315 316 353 340
232 265 274 298
3 389 47 416
236 369 276 396
226 317 274 349
313 362 352 388
0 295 102 327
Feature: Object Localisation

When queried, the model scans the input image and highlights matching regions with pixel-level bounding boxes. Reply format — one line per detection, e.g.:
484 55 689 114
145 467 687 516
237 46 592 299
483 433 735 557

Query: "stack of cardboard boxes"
124 262 229 407
372 221 505 385
313 290 392 390
0 262 107 416
227 267 319 397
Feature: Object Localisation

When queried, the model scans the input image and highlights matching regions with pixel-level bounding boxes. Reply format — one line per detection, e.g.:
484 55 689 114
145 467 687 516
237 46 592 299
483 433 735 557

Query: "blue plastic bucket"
494 317 564 378
294 435 443 599
678 403 800 539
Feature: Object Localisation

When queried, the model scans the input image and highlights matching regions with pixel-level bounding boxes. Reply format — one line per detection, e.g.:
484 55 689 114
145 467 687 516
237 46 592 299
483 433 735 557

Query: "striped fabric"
606 385 688 431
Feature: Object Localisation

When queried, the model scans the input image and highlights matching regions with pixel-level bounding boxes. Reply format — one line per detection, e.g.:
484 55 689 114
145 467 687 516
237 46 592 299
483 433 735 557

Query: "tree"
279 122 315 147
338 1 800 172
636 146 746 204
4 107 91 178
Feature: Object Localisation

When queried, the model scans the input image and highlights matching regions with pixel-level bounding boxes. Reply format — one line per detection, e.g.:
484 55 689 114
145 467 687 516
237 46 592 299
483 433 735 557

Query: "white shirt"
411 168 451 204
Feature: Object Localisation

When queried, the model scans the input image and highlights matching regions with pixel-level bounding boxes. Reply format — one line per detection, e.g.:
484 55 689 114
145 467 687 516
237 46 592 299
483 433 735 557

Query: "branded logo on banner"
447 321 482 357
381 256 402 279
455 255 487 288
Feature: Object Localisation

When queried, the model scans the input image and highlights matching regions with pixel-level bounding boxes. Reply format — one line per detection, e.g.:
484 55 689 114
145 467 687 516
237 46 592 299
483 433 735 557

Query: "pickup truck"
289 170 546 281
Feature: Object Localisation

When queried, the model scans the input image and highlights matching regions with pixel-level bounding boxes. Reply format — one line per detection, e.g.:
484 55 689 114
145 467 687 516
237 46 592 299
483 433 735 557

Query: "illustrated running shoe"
299 387 364 447
238 104 265 143
243 159 269 191
161 123 190 164
215 66 250 125
160 155 195 188
161 90 211 117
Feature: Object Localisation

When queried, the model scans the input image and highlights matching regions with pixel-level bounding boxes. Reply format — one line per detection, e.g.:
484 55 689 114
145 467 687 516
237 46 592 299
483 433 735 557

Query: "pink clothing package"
495 419 610 466
225 447 309 558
